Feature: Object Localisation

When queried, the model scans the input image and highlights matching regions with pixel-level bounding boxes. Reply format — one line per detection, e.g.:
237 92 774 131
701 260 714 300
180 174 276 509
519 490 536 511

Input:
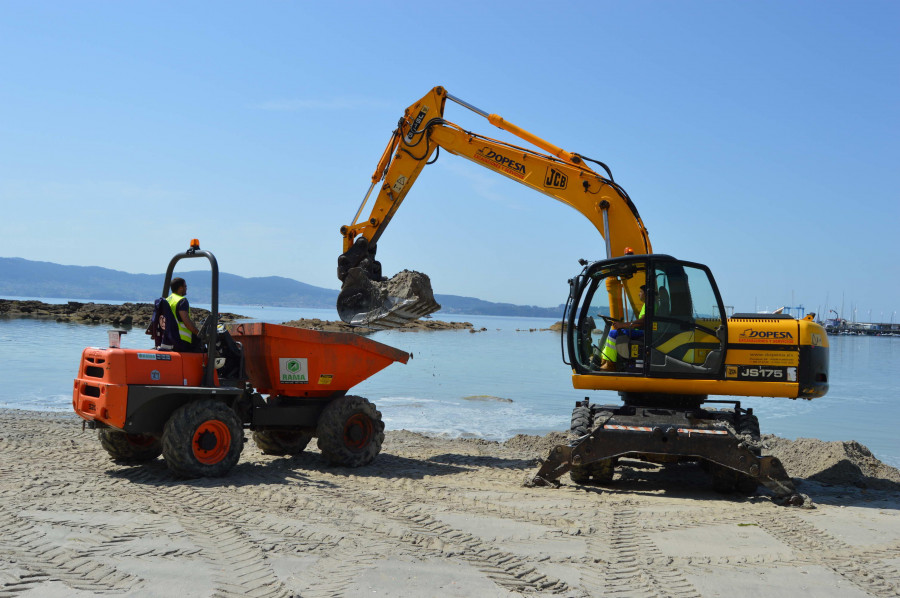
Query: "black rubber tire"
252 430 312 456
570 404 592 438
568 404 616 484
570 459 616 484
734 412 761 494
569 464 592 484
709 410 761 494
161 400 243 478
316 396 384 467
98 429 162 463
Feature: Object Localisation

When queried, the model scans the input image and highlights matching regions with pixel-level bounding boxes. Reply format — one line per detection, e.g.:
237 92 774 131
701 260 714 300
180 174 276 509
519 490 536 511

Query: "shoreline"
0 298 476 332
1 408 898 597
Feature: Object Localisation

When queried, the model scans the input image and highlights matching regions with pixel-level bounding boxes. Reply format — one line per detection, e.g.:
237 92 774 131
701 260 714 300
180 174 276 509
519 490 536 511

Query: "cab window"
649 262 724 375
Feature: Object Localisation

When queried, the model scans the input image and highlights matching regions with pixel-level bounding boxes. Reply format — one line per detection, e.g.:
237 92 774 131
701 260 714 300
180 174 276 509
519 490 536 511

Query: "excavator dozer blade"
337 268 441 330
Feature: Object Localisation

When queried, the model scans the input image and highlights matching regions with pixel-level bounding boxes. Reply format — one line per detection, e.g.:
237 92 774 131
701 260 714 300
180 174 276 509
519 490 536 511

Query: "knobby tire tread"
98 429 162 463
568 405 616 484
162 400 243 478
316 396 384 468
710 411 761 494
252 430 312 456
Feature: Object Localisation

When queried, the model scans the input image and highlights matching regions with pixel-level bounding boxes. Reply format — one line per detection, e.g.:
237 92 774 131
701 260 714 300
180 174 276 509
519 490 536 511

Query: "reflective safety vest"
602 304 645 363
166 292 192 342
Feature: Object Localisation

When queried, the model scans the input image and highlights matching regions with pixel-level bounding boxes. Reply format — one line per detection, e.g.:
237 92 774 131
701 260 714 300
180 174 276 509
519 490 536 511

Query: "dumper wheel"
252 430 312 456
162 400 244 478
98 429 162 463
568 404 616 484
316 396 384 467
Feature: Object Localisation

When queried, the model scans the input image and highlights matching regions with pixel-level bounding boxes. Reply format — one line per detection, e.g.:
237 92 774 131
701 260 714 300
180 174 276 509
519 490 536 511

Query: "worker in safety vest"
166 277 201 352
599 284 647 372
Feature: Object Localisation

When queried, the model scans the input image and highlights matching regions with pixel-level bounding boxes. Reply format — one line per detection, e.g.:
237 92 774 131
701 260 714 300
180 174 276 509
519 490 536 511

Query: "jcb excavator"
337 86 829 504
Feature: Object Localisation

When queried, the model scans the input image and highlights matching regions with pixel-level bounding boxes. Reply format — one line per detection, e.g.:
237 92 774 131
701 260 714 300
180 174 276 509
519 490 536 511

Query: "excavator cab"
566 254 727 379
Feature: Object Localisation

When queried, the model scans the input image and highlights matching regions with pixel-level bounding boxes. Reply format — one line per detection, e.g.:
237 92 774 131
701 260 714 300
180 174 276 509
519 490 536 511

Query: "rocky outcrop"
0 299 243 330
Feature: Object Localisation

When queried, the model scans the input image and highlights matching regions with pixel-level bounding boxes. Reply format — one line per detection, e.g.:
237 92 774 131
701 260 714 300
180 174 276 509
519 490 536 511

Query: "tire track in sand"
196 466 572 595
127 483 293 598
760 512 900 598
602 508 703 598
0 506 142 595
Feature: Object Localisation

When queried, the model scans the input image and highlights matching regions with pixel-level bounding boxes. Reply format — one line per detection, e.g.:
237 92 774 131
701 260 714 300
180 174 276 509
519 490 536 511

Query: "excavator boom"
337 86 651 328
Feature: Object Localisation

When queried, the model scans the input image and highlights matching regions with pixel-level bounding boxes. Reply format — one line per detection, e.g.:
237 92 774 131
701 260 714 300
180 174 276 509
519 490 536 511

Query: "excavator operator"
599 284 647 372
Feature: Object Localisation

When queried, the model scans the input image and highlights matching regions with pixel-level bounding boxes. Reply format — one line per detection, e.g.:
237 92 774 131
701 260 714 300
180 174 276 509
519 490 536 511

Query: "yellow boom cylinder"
488 114 581 166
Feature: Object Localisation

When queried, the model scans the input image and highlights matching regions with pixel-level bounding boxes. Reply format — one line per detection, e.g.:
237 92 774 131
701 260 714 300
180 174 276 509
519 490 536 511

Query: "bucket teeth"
346 296 441 330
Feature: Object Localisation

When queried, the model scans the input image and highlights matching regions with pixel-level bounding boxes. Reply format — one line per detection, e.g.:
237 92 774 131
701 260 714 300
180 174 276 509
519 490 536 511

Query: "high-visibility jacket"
602 304 645 363
166 292 192 342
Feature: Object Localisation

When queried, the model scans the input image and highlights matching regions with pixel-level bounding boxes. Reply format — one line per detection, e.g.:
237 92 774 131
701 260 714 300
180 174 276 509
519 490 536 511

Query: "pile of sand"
763 435 900 489
503 431 570 459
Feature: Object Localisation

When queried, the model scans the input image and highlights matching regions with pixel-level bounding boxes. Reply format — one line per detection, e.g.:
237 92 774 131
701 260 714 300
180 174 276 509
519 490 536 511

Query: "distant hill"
0 257 563 318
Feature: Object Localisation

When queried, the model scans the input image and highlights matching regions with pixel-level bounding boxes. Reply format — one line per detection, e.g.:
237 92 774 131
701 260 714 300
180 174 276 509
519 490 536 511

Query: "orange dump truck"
73 242 408 478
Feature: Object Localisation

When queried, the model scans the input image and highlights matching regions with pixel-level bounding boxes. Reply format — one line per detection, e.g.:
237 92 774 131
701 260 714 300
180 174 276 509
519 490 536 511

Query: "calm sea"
1 298 897 468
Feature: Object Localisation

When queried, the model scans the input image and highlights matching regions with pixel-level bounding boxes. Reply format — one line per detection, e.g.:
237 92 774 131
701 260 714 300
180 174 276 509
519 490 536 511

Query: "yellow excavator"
337 86 829 505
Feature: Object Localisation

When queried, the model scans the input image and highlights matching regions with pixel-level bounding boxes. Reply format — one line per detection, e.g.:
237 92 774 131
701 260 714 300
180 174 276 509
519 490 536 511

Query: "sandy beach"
1 409 898 597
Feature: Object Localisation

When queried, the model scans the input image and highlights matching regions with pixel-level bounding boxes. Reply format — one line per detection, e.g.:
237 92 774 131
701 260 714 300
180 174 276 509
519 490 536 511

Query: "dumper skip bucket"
228 322 409 398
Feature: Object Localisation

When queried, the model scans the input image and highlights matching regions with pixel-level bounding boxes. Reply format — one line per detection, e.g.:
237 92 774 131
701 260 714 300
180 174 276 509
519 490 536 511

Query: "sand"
1 409 898 597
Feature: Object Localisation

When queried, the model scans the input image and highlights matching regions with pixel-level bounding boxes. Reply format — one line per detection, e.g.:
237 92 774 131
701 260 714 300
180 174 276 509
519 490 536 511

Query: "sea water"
1 300 897 468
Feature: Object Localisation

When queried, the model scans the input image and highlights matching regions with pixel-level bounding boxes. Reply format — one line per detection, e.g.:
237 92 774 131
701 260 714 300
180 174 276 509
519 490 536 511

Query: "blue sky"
1 1 897 321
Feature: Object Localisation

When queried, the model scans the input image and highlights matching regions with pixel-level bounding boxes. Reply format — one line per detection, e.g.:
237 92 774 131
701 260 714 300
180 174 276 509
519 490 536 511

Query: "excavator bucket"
337 236 440 329
337 268 441 330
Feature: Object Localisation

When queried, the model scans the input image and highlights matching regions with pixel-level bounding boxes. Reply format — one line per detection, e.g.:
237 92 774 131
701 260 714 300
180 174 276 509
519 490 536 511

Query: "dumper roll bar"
161 242 219 387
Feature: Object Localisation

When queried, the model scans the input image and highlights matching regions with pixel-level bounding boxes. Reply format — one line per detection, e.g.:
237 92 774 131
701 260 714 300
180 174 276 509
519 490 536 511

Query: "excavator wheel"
316 396 384 468
98 429 162 463
570 458 616 485
708 410 761 495
569 403 593 438
252 430 312 456
568 403 617 484
162 399 244 478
